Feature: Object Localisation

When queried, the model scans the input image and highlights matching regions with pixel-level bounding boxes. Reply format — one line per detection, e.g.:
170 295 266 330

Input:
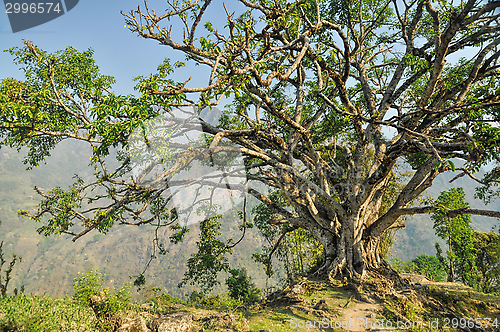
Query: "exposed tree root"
265 261 500 331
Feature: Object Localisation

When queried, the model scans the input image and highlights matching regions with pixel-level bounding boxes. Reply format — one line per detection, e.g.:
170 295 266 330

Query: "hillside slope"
2 273 499 332
0 139 499 296
0 140 270 298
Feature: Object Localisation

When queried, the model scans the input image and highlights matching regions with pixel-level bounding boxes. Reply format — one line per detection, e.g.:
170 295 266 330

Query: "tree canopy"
1 0 500 282
432 187 478 286
472 230 500 293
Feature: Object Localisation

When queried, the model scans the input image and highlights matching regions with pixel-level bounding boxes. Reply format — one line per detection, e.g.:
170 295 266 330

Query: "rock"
267 294 305 307
168 304 186 311
117 316 151 332
290 284 305 296
201 312 250 332
148 312 193 332
313 299 328 311
287 305 313 315
400 273 431 283
265 284 308 307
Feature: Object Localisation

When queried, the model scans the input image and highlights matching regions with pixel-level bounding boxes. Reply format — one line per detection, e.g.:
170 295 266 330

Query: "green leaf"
448 160 455 172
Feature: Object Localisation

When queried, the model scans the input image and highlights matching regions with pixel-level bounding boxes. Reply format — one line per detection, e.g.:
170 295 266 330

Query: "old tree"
2 0 500 282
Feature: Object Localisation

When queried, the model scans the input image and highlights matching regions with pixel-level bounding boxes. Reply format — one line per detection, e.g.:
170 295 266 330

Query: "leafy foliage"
0 294 97 332
432 188 479 288
3 0 500 284
472 230 500 293
392 255 446 282
179 215 232 294
225 268 261 304
73 269 132 332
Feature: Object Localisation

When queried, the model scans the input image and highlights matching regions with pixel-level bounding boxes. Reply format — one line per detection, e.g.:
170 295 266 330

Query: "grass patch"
425 283 500 318
426 282 500 306
0 294 96 331
246 307 335 332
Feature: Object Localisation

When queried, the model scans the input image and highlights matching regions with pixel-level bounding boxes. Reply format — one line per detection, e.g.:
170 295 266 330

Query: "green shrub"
189 290 204 304
73 269 132 332
200 294 225 307
193 293 244 309
225 268 261 304
73 270 103 306
153 292 186 306
391 255 446 282
0 294 96 331
410 254 447 282
137 285 162 304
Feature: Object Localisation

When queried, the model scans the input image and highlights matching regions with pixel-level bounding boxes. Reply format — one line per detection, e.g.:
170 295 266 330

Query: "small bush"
137 285 162 303
189 290 204 304
0 294 96 331
192 293 243 309
73 269 132 332
225 268 261 304
391 255 446 282
154 292 186 306
200 295 225 307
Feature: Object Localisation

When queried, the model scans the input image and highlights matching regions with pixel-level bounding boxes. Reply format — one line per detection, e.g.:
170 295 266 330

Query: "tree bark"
306 214 380 280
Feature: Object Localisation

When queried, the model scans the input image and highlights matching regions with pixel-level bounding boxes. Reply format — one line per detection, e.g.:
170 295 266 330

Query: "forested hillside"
0 140 270 297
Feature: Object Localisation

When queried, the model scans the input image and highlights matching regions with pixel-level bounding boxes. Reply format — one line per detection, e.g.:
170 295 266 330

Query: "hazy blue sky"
1 0 240 95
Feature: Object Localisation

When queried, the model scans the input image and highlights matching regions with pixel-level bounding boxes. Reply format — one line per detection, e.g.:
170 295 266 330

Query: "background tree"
432 188 478 287
0 221 22 297
0 241 21 297
472 230 500 293
391 254 446 282
411 254 446 282
2 0 500 284
225 268 261 304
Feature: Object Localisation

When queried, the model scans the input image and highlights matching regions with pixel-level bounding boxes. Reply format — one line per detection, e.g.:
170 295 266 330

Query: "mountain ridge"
0 139 498 296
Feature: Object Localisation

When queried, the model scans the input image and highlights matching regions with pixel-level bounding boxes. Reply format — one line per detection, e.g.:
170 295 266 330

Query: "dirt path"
340 299 385 331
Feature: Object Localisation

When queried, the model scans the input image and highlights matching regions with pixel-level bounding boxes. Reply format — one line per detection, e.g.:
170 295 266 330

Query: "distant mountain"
0 140 269 298
0 139 498 296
